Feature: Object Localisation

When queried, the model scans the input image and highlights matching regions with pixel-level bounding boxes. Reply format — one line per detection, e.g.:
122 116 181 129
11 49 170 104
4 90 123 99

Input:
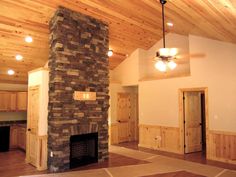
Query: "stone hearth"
48 7 109 172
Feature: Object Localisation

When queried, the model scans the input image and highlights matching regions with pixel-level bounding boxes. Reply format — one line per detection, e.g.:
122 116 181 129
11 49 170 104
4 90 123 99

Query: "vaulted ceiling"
0 0 236 84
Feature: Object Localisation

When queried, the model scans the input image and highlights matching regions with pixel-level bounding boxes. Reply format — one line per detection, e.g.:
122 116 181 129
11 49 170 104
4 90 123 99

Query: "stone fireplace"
48 7 109 172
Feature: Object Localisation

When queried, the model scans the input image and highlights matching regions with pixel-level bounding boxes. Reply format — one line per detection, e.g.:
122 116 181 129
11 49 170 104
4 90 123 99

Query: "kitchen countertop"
0 120 26 127
17 124 27 128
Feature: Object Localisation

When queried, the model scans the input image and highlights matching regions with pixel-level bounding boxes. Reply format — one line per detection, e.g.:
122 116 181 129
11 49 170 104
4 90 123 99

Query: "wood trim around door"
178 87 209 156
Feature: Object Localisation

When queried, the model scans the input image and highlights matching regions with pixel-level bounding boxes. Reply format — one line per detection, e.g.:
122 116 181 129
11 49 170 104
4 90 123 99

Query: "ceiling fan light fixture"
169 48 178 56
159 48 169 57
154 0 178 71
158 48 178 58
168 60 177 70
155 60 167 72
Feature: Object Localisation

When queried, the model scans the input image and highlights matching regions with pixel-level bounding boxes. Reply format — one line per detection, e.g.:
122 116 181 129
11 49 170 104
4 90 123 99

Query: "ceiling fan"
153 0 205 71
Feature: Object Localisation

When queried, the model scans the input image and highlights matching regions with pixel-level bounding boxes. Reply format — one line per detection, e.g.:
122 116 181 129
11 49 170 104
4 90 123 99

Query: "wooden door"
27 87 39 166
117 93 131 143
184 92 202 153
17 92 27 111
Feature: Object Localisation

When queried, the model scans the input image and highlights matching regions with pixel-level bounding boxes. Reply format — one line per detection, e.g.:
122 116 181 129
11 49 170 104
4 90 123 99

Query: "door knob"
28 128 31 131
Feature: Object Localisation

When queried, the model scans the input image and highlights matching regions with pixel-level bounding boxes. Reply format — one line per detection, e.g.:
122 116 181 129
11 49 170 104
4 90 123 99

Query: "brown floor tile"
141 170 206 177
117 141 236 170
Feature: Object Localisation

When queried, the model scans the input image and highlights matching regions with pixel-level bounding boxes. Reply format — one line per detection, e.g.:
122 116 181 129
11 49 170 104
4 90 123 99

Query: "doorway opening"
109 85 139 146
179 88 208 158
116 89 139 144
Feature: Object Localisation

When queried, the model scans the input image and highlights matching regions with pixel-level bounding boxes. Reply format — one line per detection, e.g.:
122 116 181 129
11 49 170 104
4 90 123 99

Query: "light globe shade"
155 60 167 72
107 50 113 57
159 48 169 57
7 69 15 75
169 48 178 56
159 48 178 57
168 60 177 70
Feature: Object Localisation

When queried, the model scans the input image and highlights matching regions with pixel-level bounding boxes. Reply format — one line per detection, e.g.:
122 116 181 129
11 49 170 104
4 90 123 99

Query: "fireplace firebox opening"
70 132 98 169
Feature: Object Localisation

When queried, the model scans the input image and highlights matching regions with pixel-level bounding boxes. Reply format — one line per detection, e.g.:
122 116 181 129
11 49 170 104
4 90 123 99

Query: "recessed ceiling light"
167 22 174 27
107 50 113 57
7 69 15 75
15 54 23 61
25 36 33 43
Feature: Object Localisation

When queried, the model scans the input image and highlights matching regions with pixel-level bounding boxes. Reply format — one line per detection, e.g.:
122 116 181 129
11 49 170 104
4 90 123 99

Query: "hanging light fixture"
155 0 177 72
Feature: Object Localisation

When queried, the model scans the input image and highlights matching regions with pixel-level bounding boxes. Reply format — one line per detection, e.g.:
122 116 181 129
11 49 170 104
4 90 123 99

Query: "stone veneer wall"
48 7 109 172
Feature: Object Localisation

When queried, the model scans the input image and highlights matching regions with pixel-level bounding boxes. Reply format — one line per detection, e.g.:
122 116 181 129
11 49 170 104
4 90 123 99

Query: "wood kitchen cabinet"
10 125 26 150
17 92 27 111
0 91 27 111
10 93 17 110
10 126 18 149
18 127 26 150
0 92 8 111
0 92 16 111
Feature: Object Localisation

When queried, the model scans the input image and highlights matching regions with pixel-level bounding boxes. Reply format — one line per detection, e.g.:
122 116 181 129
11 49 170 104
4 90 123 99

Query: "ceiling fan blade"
113 51 127 57
177 53 206 59
174 60 189 64
189 53 206 58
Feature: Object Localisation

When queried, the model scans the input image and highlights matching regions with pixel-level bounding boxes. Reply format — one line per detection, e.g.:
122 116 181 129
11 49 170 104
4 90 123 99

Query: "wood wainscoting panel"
208 130 236 164
161 127 181 153
37 135 48 171
109 123 119 145
139 124 181 154
109 121 136 145
139 124 161 149
26 134 48 171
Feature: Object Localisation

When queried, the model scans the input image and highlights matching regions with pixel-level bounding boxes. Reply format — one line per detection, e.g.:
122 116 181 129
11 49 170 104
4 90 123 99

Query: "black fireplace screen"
70 132 98 169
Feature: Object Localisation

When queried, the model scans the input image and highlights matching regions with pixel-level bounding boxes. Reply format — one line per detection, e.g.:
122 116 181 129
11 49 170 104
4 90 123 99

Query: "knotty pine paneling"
139 124 181 154
1 0 236 83
208 130 236 164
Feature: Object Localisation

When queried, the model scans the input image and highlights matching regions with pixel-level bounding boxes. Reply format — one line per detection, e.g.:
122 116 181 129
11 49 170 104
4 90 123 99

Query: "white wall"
113 34 191 83
112 49 139 86
143 33 190 79
139 35 236 132
28 68 49 135
0 83 27 91
0 112 27 121
111 35 236 132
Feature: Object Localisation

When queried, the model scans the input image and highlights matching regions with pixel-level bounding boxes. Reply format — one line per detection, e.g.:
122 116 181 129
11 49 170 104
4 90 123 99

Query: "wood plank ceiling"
0 0 236 84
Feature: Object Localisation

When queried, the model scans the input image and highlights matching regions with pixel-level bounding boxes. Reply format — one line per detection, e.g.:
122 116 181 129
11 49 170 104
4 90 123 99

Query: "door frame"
179 87 209 157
